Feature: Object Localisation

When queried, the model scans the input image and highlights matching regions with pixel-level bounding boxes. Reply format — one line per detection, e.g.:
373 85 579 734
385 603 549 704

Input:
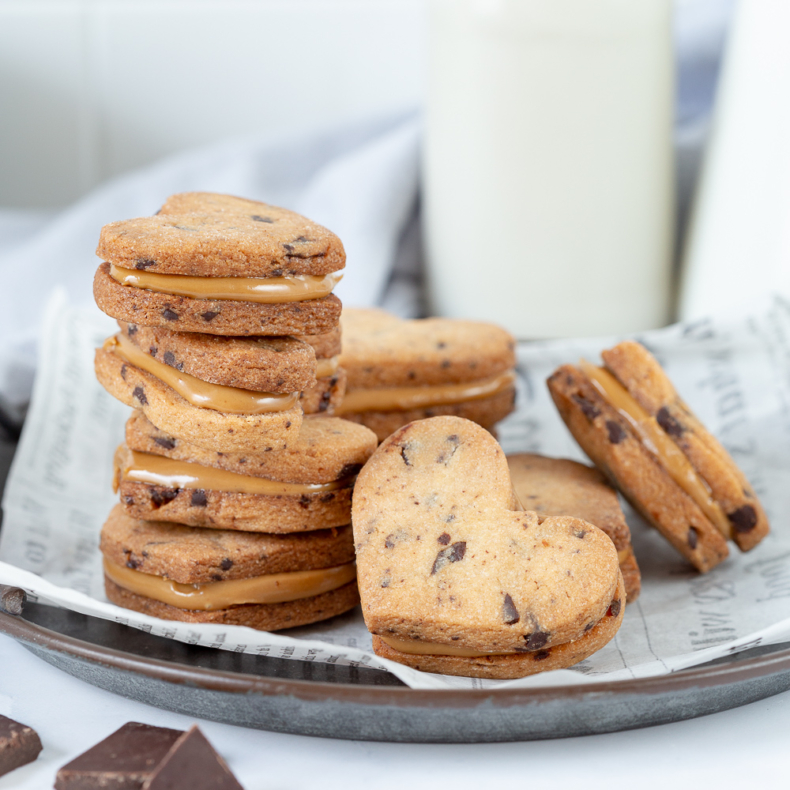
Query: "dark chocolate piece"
55 722 183 790
431 542 467 574
729 504 758 534
502 594 520 625
0 584 26 616
141 726 243 790
0 714 42 777
605 420 626 444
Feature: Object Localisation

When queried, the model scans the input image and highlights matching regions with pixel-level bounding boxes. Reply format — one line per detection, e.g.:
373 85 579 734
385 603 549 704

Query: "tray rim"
4 606 790 708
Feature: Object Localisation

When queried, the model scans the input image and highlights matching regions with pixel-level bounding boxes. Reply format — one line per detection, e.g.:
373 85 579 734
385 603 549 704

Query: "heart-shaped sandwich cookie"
337 309 517 441
353 416 624 679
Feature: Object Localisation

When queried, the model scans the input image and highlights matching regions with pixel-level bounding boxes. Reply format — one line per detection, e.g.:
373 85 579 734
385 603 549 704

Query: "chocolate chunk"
533 649 551 661
729 504 758 534
162 308 179 322
120 363 128 380
271 269 283 277
298 494 310 509
126 556 141 570
127 324 138 336
437 532 451 545
0 715 42 778
153 436 176 451
190 490 208 507
142 725 243 790
132 386 148 406
250 215 274 223
444 514 456 523
220 558 233 571
162 351 177 368
285 421 291 429
502 594 520 625
337 463 363 480
384 535 396 549
605 420 626 444
573 528 587 539
150 487 178 508
431 541 467 574
283 243 294 253
441 360 451 369
148 346 158 357
135 259 156 270
54 722 183 790
201 311 219 322
524 630 550 650
656 406 684 437
400 445 412 466
0 585 26 616
607 599 622 618
294 235 310 243
572 394 600 421
688 526 699 549
437 341 447 349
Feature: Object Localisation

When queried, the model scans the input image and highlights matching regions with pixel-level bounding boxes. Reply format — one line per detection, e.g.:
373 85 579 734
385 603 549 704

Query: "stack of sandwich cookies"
101 506 358 629
547 341 769 573
353 416 624 679
93 192 374 630
337 309 517 442
116 411 377 534
507 453 641 603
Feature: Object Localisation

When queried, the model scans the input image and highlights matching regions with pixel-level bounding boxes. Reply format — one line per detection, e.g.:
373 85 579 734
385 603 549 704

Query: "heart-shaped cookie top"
340 309 516 388
352 416 620 653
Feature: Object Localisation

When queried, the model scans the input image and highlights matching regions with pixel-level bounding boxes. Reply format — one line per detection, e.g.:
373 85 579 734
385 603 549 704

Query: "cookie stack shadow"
92 192 378 631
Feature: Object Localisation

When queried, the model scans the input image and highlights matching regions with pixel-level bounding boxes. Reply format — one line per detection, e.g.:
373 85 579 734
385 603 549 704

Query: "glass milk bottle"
423 0 674 338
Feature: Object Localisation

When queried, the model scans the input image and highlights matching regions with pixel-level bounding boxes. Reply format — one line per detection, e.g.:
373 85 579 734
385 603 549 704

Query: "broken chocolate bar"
54 722 183 790
0 714 42 777
141 725 243 789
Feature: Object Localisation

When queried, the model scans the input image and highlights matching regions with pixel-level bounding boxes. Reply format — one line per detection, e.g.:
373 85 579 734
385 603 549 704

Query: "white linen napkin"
0 113 420 412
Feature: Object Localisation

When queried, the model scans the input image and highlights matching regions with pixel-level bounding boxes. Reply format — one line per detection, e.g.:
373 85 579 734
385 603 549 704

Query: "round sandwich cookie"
93 193 344 337
95 336 302 453
547 341 769 573
101 506 359 630
115 411 378 534
507 453 641 604
352 416 624 679
336 309 517 442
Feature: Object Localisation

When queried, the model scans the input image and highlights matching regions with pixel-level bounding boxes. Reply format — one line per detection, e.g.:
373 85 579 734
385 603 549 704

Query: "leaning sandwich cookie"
93 193 344 337
95 332 303 453
352 416 624 679
507 453 641 603
337 308 517 441
116 411 378 533
547 341 769 573
101 506 359 630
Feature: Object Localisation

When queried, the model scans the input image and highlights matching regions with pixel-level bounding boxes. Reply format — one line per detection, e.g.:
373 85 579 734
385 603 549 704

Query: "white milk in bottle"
423 0 674 338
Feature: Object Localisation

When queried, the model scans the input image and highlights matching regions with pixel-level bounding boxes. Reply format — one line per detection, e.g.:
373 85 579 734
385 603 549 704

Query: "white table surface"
1 630 785 789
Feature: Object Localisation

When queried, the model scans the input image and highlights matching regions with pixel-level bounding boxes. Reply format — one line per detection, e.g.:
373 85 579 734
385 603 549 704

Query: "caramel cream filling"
379 635 521 658
580 360 733 540
104 558 356 611
106 333 299 414
617 547 633 565
337 370 516 414
110 264 342 303
115 447 354 496
315 356 340 378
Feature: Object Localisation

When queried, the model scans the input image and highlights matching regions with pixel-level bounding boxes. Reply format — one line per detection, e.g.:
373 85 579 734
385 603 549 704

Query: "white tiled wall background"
0 0 426 208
